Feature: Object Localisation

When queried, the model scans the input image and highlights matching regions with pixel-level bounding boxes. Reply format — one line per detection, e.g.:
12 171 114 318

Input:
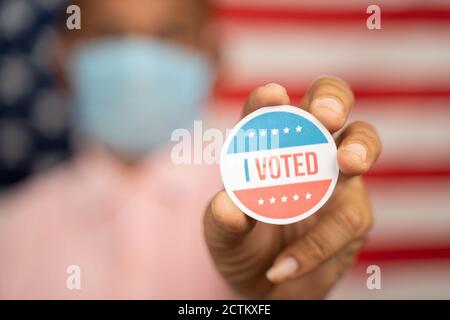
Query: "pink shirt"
0 147 234 299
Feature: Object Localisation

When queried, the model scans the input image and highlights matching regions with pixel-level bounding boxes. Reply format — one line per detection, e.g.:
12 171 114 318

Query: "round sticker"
220 105 339 225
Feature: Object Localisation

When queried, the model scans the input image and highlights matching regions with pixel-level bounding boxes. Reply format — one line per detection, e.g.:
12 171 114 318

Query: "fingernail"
342 143 367 162
311 96 344 117
264 83 287 94
266 256 298 283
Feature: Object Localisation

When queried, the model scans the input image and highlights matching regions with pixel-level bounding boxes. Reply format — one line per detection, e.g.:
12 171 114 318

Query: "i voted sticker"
220 105 339 225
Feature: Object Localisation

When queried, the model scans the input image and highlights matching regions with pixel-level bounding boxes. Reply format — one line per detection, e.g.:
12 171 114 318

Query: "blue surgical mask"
68 37 213 158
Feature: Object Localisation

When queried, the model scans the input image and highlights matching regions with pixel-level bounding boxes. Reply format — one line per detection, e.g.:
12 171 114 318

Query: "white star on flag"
248 131 255 138
258 198 264 205
281 195 288 202
283 127 290 134
259 129 266 136
269 197 276 204
293 194 300 201
271 128 278 135
305 193 312 200
295 126 302 132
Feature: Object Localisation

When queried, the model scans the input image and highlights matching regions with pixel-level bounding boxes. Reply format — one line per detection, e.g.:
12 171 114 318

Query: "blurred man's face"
68 0 212 52
64 0 216 159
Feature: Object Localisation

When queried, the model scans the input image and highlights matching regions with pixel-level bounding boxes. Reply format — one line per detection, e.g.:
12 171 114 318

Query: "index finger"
300 76 354 133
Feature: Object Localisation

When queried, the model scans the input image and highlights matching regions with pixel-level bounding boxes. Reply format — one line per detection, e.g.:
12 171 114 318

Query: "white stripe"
219 24 450 88
329 260 450 299
366 179 450 248
221 144 337 190
348 100 450 170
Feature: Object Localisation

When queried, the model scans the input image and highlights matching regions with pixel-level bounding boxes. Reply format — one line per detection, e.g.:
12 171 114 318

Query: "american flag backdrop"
0 0 71 189
0 0 448 299
211 0 450 299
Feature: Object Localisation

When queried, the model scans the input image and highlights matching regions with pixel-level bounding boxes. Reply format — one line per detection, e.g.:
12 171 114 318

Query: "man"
0 0 381 299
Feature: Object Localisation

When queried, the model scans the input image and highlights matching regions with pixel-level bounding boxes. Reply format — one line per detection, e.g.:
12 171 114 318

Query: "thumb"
206 82 288 246
205 191 278 296
204 191 256 252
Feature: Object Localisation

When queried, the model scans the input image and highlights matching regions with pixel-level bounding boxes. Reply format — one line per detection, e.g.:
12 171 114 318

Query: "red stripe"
214 6 450 23
358 246 450 262
233 179 331 220
215 86 450 102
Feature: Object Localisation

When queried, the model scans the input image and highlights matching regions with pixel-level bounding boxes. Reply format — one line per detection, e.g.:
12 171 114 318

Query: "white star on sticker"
281 195 288 203
305 193 312 200
269 197 276 204
271 129 278 135
293 194 300 201
283 127 290 134
295 126 302 132
248 130 256 138
259 129 266 137
258 198 264 206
